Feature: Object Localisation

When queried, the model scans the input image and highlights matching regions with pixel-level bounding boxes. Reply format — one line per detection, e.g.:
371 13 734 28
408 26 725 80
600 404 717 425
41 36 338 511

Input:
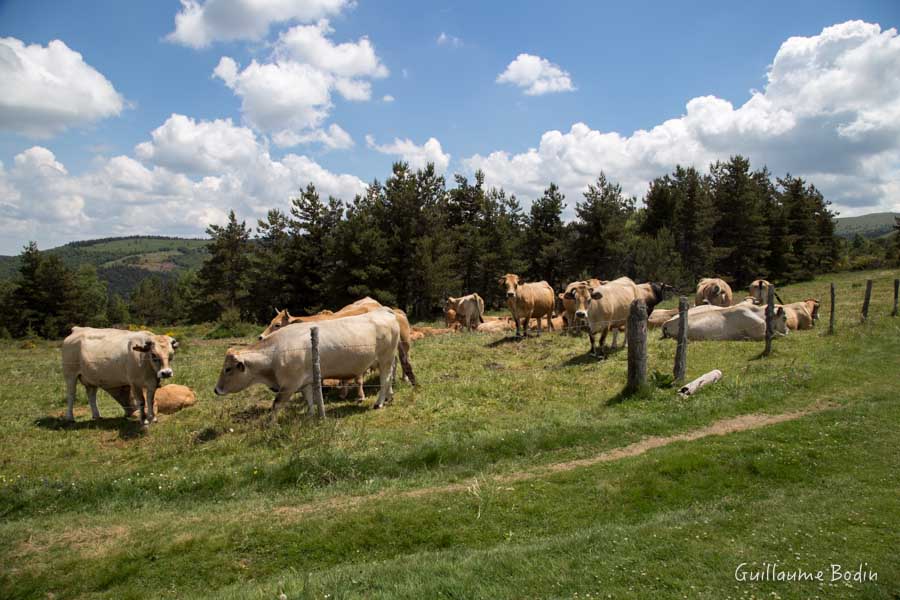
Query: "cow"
411 326 458 338
499 274 555 337
152 384 196 414
443 307 461 329
649 307 679 329
476 318 516 333
61 327 179 424
663 303 788 341
215 308 400 413
259 300 416 388
635 282 671 315
660 304 730 338
779 299 820 330
749 279 785 305
696 278 733 307
559 279 602 333
444 293 485 331
578 277 641 356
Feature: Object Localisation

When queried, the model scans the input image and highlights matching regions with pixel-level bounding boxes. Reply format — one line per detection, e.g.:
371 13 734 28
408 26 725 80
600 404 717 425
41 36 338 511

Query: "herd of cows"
59 274 820 426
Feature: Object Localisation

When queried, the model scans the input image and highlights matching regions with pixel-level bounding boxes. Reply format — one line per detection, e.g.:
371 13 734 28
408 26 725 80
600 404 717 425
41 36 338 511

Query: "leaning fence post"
673 296 688 383
310 326 326 418
829 283 836 335
861 279 873 322
891 279 898 317
626 299 648 393
764 285 776 357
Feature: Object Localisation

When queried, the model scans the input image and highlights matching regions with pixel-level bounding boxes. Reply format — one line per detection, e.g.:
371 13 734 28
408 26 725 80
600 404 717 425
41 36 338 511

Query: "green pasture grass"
0 268 898 599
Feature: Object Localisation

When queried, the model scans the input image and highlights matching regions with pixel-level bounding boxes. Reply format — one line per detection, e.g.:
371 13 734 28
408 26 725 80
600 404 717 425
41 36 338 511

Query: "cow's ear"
171 338 179 349
132 340 152 353
776 307 785 316
590 289 603 300
563 291 575 300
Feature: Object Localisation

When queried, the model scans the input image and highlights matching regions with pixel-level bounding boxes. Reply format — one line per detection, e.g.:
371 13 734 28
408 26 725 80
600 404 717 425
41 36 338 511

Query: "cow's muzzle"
158 368 173 379
214 386 224 396
506 292 515 298
575 310 587 319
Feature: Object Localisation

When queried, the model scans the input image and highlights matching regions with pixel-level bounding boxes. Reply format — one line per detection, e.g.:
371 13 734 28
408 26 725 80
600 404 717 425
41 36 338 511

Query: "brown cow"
152 384 197 414
559 278 602 333
778 299 820 330
696 278 733 307
499 274 555 337
571 277 640 355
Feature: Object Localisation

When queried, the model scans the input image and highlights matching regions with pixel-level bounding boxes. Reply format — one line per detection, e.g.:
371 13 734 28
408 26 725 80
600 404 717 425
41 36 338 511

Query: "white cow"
445 293 485 330
214 307 400 413
663 304 788 341
61 327 179 424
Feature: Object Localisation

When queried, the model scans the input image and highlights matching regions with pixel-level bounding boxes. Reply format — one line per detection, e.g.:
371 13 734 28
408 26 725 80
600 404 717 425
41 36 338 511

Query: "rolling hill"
834 211 898 239
0 236 210 297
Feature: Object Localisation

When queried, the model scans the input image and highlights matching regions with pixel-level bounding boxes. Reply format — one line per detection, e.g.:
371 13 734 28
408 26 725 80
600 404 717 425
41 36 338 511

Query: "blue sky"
0 0 898 253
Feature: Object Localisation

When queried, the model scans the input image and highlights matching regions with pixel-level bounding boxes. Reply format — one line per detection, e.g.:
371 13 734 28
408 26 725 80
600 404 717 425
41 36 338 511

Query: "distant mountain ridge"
834 212 898 239
0 236 210 297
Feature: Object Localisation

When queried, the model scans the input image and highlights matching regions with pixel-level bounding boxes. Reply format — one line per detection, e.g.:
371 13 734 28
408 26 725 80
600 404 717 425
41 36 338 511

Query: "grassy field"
1 269 899 599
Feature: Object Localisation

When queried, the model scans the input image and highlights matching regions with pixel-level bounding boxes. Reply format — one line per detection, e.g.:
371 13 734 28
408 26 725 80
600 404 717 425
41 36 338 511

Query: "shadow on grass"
560 352 604 367
486 335 524 348
34 415 147 440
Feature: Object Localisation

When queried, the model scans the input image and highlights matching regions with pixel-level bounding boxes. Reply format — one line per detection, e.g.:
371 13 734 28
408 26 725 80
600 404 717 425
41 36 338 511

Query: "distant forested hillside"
0 236 209 297
834 212 899 239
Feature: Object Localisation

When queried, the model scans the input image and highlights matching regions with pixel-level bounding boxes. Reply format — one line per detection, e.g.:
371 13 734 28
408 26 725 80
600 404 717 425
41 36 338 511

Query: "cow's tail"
477 294 485 323
398 341 416 386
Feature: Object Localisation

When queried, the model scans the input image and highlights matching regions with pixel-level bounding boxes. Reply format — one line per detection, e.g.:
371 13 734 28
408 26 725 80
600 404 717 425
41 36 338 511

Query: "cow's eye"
274 324 281 329
224 367 232 374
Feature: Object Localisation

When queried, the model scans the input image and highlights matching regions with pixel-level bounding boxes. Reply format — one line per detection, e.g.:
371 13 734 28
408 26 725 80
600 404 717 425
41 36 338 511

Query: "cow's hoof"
373 403 383 410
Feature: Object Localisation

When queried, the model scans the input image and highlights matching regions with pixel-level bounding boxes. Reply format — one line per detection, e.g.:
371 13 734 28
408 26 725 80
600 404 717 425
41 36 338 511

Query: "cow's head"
564 283 593 320
259 308 292 340
499 274 521 298
773 307 789 336
133 334 178 380
444 297 458 311
805 298 820 321
750 279 769 304
214 349 253 395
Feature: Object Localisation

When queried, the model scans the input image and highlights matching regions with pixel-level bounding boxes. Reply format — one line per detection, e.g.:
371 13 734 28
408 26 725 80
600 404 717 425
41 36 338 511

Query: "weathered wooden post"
309 327 326 418
764 285 776 357
861 279 873 322
626 299 648 393
673 296 689 383
829 283 836 335
891 279 898 317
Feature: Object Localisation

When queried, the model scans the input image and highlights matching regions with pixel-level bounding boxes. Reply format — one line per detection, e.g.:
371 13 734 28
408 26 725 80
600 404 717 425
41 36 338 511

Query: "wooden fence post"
626 299 648 393
309 327 326 418
892 279 898 317
764 285 776 357
829 283 836 335
673 296 688 383
861 279 873 322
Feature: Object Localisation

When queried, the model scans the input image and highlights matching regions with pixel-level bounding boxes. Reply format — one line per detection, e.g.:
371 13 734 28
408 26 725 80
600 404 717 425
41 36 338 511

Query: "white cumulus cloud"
469 21 900 216
366 134 450 173
0 116 367 253
496 53 575 96
436 32 462 48
0 37 124 138
167 0 351 48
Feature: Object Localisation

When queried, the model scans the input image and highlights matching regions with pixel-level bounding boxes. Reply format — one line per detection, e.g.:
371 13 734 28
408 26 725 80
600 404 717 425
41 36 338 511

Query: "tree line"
4 155 897 337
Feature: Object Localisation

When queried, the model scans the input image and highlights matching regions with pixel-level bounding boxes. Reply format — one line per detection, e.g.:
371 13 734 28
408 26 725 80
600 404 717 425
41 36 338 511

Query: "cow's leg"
598 327 610 357
398 342 416 386
144 386 157 424
339 380 350 399
131 385 146 423
611 327 619 349
356 376 365 402
547 313 554 331
374 353 396 409
64 375 78 422
588 329 597 355
86 385 101 420
272 389 296 416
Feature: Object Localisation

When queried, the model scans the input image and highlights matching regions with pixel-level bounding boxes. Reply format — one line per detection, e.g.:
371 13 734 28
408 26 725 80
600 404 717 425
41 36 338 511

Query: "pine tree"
194 210 253 321
572 174 635 279
287 183 343 313
13 242 44 335
251 208 292 321
671 166 716 282
526 183 568 289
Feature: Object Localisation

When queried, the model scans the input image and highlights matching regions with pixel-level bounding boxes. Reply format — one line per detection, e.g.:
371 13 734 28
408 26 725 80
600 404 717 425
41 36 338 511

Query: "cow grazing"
636 282 671 315
499 274 555 336
559 279 602 333
663 304 788 341
580 277 640 356
215 308 400 413
62 327 179 424
444 293 485 330
696 278 733 307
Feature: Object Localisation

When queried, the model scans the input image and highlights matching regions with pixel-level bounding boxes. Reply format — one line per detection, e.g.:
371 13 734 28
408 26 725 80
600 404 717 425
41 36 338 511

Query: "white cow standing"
61 327 179 424
214 307 400 413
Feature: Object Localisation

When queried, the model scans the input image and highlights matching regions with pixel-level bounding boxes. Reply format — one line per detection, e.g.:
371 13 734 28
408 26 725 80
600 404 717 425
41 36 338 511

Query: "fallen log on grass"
678 369 723 398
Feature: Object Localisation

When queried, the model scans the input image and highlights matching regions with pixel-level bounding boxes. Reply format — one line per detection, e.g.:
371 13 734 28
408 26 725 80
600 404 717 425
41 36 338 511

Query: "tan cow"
259 299 416 387
443 307 461 329
749 279 773 304
778 299 820 330
696 278 733 307
215 308 400 412
152 384 196 414
663 303 788 341
476 318 516 333
445 293 485 330
62 327 179 424
559 279 602 333
648 307 679 328
580 277 640 355
499 274 555 336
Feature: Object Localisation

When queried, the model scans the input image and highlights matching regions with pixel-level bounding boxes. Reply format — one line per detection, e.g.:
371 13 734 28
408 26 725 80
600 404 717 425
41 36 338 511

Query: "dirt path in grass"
274 400 838 519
